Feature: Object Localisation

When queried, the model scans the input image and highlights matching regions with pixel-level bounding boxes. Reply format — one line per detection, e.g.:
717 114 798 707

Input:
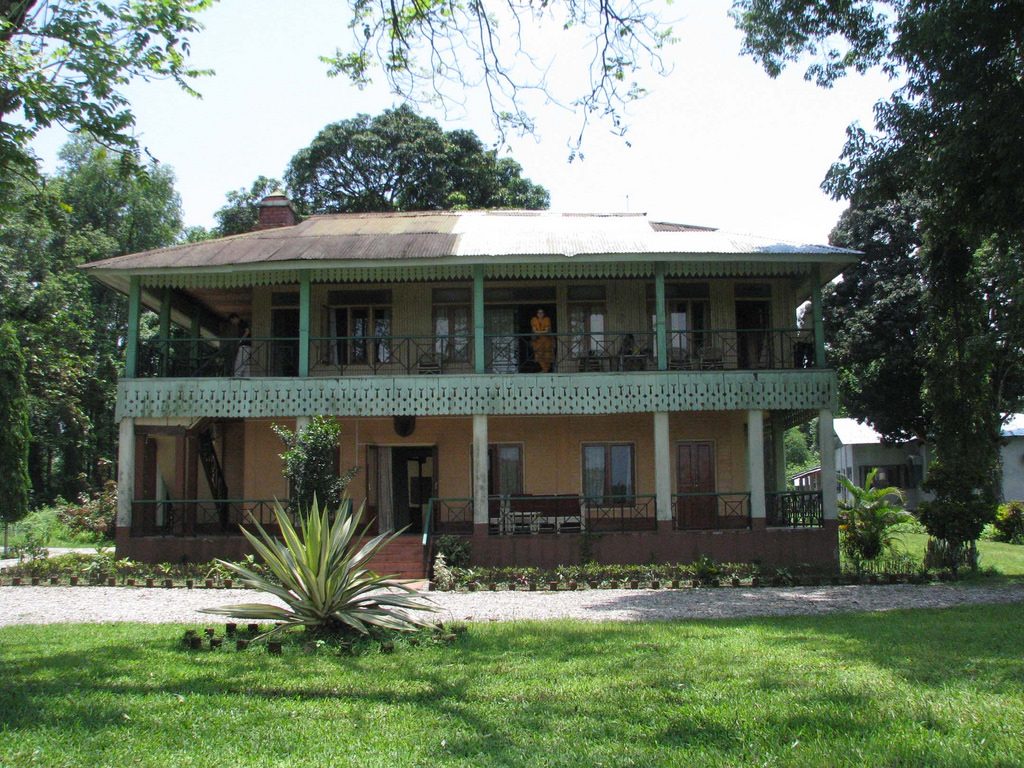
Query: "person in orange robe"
530 308 554 372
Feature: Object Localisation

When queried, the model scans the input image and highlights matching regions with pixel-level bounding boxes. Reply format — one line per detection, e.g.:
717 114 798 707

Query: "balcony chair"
417 353 442 375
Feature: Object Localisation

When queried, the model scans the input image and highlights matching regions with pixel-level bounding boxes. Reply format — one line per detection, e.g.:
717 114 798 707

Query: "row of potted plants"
430 554 948 591
0 551 275 587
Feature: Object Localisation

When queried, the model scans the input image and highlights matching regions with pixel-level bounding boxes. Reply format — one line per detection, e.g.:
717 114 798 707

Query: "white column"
472 414 489 525
294 416 311 431
747 410 766 519
116 418 136 529
819 409 837 520
654 411 672 522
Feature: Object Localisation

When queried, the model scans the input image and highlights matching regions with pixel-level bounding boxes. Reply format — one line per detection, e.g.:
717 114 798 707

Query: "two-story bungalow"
83 196 855 577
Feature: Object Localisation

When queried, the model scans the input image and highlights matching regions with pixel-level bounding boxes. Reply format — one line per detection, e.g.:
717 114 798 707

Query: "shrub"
839 469 913 571
434 534 471 568
56 481 117 541
993 501 1024 544
200 497 437 639
274 416 357 517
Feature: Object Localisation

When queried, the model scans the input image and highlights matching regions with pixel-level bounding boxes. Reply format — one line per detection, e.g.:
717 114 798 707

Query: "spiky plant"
838 468 913 570
200 497 436 639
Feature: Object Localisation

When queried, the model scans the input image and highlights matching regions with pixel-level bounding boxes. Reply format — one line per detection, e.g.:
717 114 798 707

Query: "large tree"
0 320 31 551
733 0 1024 564
284 106 549 215
0 0 212 196
214 175 282 236
0 138 182 503
824 194 928 443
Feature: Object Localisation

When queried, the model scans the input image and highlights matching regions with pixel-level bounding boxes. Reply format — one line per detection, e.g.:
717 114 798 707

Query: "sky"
32 1 893 245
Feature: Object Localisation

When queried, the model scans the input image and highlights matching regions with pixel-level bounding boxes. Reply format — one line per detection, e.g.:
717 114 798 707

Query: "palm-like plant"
200 497 436 639
838 468 913 568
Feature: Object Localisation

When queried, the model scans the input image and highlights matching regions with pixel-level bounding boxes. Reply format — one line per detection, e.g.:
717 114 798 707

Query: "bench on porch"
488 494 584 534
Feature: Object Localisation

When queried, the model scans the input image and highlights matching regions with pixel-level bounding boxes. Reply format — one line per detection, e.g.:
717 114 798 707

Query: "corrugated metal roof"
82 210 859 273
1002 413 1024 437
833 418 887 446
836 414 1024 443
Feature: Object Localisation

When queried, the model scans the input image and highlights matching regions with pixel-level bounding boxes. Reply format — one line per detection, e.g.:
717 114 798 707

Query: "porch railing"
429 494 657 535
132 327 819 378
130 499 287 536
673 492 751 530
766 490 824 527
433 497 474 536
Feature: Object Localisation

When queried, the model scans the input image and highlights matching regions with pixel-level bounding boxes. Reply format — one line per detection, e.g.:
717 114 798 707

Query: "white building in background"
791 415 1024 509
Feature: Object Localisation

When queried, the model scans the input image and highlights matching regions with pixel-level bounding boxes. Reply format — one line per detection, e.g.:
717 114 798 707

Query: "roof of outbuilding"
834 415 1024 445
82 210 859 273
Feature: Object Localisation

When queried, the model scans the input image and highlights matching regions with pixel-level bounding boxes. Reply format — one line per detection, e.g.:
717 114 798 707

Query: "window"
488 444 523 496
858 465 909 489
567 285 607 358
325 290 392 365
432 287 471 363
583 443 635 502
647 283 710 358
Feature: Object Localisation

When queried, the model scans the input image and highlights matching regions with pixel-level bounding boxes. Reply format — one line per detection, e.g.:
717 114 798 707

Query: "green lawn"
2 606 1023 767
893 532 1024 575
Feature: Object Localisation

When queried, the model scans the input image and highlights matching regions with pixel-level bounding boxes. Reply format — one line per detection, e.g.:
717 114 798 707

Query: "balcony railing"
766 490 824 527
137 337 299 378
483 331 657 373
310 335 473 376
673 492 751 530
133 328 818 378
130 499 286 536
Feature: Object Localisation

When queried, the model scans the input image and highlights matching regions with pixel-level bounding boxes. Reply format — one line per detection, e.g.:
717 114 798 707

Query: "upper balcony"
134 327 819 379
82 208 857 419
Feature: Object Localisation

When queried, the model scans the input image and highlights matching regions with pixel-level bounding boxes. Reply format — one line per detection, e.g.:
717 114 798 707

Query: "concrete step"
364 536 427 579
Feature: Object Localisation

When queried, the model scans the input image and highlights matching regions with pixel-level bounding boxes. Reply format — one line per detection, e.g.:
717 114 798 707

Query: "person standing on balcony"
531 308 554 372
228 313 252 376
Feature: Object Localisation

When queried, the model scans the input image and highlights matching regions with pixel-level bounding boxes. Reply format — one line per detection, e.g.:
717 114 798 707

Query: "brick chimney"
254 191 298 230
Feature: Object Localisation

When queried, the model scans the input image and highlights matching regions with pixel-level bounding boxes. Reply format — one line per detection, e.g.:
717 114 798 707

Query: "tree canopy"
324 1 673 149
0 321 31 529
214 175 282 236
733 0 1024 562
0 0 212 192
0 138 182 504
824 194 928 443
283 106 549 215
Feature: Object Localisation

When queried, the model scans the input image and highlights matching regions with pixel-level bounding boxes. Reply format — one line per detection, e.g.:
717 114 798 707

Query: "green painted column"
654 262 668 371
124 276 141 378
298 273 311 377
812 266 826 368
188 307 201 375
158 287 171 378
473 265 485 374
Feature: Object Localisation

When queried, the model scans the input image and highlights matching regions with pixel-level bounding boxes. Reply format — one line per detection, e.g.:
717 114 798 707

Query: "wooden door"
676 441 716 528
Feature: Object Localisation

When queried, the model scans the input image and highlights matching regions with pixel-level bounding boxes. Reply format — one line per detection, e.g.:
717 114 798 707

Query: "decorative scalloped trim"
117 371 837 419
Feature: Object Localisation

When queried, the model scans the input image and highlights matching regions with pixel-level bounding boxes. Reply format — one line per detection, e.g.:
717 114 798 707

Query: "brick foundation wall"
468 520 839 571
118 520 839 571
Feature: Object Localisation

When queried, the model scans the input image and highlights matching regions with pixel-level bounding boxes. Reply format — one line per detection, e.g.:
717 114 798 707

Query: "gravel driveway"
2 583 1022 626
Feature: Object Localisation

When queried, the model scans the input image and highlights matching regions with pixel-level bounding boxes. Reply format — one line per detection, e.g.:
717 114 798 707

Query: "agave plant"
200 497 436 638
838 468 913 569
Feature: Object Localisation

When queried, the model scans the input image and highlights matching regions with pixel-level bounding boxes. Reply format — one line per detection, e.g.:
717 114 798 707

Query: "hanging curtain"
377 447 394 532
